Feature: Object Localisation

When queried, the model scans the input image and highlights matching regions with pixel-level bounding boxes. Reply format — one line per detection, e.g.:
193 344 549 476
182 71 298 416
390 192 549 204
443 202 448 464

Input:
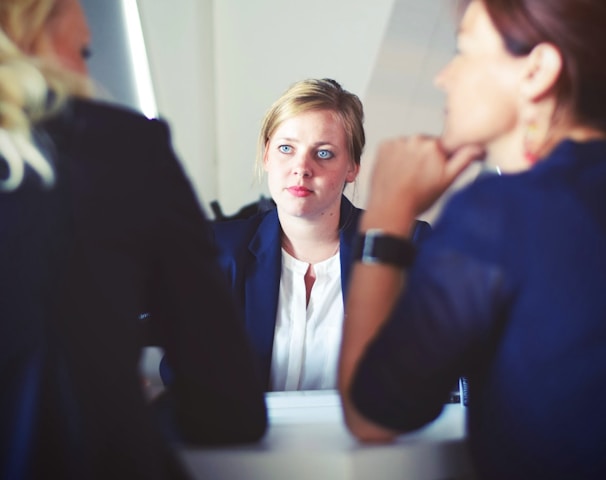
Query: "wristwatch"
352 229 416 268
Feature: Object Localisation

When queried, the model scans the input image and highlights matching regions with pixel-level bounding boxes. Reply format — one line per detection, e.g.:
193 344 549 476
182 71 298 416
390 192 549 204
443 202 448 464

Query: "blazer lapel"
245 210 282 388
339 196 361 302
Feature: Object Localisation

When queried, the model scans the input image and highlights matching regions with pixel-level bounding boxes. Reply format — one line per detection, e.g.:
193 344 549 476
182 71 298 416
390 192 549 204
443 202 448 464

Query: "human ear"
520 42 563 101
345 162 360 183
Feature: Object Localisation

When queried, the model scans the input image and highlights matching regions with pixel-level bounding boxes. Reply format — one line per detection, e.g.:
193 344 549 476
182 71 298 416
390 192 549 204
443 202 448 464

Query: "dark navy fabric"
211 196 432 389
0 98 267 480
351 139 606 480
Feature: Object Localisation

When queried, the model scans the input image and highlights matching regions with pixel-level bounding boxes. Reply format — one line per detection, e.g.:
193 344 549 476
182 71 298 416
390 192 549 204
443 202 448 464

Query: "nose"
292 151 312 177
433 60 451 91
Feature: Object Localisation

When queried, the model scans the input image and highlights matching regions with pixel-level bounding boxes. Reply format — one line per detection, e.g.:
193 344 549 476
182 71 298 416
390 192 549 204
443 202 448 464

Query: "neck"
566 125 606 143
279 212 341 264
485 126 528 173
487 119 606 173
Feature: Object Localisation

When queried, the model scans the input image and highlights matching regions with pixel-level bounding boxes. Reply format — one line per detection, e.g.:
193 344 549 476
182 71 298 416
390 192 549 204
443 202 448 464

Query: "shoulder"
339 195 363 232
212 208 278 250
70 98 166 130
442 174 507 221
41 98 180 175
43 98 171 149
426 173 520 259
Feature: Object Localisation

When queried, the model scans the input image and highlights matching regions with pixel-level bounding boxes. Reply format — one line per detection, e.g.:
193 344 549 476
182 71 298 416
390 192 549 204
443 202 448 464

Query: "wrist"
352 229 416 268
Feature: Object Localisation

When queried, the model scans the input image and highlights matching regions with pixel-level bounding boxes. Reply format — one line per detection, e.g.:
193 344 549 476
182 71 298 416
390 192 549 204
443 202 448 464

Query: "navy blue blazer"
351 140 606 479
1 98 266 480
212 196 431 389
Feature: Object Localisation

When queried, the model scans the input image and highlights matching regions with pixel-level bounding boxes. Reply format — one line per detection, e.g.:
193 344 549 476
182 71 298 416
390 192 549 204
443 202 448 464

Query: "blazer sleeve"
141 119 267 444
411 219 432 244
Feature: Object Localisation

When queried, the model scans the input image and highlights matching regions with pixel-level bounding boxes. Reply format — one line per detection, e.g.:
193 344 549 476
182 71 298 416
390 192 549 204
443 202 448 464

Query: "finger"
445 145 484 181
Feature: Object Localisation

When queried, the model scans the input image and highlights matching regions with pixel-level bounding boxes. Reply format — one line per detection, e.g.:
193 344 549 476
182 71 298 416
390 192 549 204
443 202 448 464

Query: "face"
263 109 359 220
435 1 526 168
43 0 91 75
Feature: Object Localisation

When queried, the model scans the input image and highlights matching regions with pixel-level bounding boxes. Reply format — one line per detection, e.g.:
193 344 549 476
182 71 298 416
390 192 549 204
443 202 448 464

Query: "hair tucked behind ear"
479 0 606 132
0 28 57 190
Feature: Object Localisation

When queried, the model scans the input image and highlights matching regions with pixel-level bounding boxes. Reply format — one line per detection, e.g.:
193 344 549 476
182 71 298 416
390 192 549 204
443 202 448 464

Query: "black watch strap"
352 229 416 268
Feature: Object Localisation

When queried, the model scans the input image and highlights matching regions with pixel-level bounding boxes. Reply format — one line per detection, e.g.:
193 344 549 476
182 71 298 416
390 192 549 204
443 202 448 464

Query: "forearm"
339 136 479 440
339 211 413 441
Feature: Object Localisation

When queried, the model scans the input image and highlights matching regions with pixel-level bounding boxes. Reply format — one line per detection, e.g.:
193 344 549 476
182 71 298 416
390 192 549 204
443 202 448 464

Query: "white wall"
137 0 395 215
137 0 217 208
212 0 395 215
136 0 475 221
359 0 481 223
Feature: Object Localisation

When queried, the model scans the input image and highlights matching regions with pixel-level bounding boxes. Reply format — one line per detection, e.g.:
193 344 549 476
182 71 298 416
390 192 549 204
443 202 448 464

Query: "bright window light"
121 0 158 119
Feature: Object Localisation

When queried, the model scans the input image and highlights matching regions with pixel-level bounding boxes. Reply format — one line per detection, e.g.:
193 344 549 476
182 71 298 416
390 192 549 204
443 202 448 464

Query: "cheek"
48 33 87 75
325 171 350 193
264 159 286 192
444 64 519 149
264 165 277 185
60 51 88 75
264 156 286 176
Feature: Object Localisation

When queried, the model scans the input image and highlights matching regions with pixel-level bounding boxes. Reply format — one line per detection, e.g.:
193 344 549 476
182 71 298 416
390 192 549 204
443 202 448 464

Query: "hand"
363 135 483 234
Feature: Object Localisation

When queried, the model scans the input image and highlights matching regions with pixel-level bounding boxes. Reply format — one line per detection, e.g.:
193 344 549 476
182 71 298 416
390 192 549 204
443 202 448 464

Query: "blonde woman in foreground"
0 1 266 478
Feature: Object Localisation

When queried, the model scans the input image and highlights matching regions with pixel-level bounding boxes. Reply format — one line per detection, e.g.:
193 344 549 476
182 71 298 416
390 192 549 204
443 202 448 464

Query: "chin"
439 133 463 156
440 131 485 157
279 201 310 218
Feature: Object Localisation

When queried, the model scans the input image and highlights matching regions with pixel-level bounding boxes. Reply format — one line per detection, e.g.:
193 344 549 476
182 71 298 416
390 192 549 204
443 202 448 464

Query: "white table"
180 390 475 480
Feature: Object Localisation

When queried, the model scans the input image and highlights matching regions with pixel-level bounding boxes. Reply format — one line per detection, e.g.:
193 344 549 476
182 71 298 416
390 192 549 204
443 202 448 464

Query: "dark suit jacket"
0 98 266 480
211 196 431 389
350 139 606 479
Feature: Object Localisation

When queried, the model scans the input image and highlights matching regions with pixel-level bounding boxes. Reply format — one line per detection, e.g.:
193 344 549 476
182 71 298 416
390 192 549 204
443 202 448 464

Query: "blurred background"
82 0 477 224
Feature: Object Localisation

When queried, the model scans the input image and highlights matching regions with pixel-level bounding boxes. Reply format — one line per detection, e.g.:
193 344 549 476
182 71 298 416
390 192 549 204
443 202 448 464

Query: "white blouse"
269 249 343 391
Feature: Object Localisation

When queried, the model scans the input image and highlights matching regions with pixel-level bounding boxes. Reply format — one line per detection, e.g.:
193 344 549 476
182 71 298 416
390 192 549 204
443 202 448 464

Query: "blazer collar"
244 197 361 388
248 196 361 299
338 196 361 299
245 210 282 388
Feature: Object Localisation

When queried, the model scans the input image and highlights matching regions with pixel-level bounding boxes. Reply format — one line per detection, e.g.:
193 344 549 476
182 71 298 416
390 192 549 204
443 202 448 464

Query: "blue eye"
279 145 292 154
317 150 333 159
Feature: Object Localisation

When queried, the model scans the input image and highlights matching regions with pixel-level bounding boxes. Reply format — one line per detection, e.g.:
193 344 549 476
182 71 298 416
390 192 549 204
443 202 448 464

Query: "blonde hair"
255 78 365 180
0 0 93 191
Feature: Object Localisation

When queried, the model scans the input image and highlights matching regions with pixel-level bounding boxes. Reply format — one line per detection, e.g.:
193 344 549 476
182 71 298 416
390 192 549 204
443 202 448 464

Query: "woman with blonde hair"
0 1 266 478
208 78 430 391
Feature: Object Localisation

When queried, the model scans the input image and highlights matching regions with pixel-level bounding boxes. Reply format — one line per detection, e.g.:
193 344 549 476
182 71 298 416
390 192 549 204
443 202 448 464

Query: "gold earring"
523 123 540 164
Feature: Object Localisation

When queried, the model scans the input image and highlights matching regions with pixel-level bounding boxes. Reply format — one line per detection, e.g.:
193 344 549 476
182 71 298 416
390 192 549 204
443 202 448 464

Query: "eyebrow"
274 137 337 148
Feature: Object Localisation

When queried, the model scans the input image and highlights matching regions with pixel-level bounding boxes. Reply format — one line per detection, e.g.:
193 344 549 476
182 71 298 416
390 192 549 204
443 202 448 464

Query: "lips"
286 186 312 197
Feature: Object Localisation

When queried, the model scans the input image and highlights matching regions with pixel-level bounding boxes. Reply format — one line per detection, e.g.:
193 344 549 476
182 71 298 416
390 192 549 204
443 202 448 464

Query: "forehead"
458 1 504 50
272 109 346 140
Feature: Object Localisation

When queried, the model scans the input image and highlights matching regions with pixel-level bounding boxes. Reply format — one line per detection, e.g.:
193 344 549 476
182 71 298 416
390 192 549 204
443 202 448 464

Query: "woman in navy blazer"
210 79 431 391
212 195 430 390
